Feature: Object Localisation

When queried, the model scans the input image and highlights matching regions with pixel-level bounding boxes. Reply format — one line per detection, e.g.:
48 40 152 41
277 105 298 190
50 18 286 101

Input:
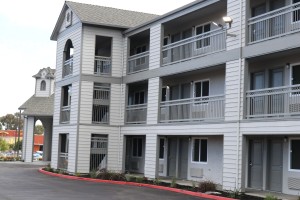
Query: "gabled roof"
32 67 55 79
51 1 158 40
19 94 54 117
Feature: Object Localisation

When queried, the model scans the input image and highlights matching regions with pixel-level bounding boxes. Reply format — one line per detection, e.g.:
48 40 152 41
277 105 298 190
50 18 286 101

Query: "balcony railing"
58 152 68 170
63 58 73 78
125 104 147 124
60 105 70 123
246 84 300 119
94 56 111 75
160 95 225 123
128 51 149 74
162 29 226 66
248 2 300 43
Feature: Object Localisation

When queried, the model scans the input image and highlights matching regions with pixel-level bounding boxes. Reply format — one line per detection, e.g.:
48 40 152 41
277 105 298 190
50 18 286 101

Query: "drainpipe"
235 0 243 190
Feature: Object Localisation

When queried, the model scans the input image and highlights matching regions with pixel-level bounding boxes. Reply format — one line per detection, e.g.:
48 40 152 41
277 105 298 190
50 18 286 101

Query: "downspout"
236 0 243 190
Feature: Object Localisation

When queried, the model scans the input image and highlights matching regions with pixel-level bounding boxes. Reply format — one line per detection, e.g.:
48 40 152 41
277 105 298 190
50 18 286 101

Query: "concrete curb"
39 169 234 200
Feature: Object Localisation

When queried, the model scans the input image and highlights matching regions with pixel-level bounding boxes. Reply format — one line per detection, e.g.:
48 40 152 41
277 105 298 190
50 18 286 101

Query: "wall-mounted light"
286 63 290 69
284 136 288 142
223 16 233 29
166 85 170 89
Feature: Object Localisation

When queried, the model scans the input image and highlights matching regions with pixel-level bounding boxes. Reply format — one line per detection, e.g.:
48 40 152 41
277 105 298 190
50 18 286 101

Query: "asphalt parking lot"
0 162 208 200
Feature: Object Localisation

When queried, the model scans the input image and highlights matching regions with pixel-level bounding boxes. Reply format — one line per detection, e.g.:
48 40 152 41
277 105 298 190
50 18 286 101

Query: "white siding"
56 24 82 82
59 8 81 34
149 24 161 70
147 77 160 124
144 134 158 178
53 87 61 126
123 37 128 75
110 84 125 126
81 26 123 77
225 59 244 121
68 81 79 124
79 81 93 124
226 0 246 50
23 117 34 162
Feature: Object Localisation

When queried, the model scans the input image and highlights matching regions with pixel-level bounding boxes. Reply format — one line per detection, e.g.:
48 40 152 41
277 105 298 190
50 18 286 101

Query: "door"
248 139 263 189
182 29 192 59
269 69 284 114
178 138 188 179
270 0 285 36
167 138 177 177
171 33 181 62
250 72 265 116
267 139 283 192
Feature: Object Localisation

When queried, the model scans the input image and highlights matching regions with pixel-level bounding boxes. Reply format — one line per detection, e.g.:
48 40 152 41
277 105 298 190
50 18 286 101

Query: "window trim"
193 79 210 99
40 80 46 91
288 138 300 172
194 22 212 50
191 137 208 164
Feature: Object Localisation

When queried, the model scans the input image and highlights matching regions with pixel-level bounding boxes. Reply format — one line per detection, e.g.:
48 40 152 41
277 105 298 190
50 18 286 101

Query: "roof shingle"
19 95 54 117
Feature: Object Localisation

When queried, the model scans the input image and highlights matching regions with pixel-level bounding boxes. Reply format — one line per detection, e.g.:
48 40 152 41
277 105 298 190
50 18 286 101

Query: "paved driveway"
0 162 207 200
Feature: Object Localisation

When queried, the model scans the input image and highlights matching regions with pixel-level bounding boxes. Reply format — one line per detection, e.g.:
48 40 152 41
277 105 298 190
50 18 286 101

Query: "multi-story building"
47 0 300 196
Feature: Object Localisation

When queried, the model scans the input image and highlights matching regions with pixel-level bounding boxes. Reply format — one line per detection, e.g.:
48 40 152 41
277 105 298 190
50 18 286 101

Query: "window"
195 23 211 49
293 0 300 22
163 37 169 58
136 45 147 54
62 85 72 106
132 137 143 157
194 80 209 97
59 134 69 153
134 91 145 104
161 87 167 102
192 138 207 163
292 65 300 85
290 139 300 170
40 80 46 91
159 138 165 159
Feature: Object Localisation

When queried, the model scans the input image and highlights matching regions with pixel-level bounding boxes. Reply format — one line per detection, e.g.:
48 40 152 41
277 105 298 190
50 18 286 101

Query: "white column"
147 77 160 124
42 118 53 161
24 117 35 162
144 134 158 178
149 24 162 70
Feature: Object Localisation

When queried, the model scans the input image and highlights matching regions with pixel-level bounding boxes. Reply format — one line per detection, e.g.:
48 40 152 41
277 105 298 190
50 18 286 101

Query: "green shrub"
89 170 97 178
75 172 81 177
198 180 216 193
109 172 126 181
226 189 240 199
135 176 144 183
171 177 177 188
153 178 161 185
265 195 278 200
126 175 136 182
191 181 197 191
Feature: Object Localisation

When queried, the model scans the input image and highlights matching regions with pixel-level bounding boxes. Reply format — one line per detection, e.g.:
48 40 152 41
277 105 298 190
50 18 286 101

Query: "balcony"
160 95 225 123
128 51 149 74
62 58 73 78
162 29 226 66
246 85 300 119
58 152 68 170
94 56 111 75
125 104 147 124
60 105 70 123
92 84 110 124
248 2 300 44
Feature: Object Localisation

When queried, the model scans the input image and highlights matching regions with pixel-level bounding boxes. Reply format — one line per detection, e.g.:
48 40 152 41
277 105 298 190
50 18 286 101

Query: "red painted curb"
38 169 234 200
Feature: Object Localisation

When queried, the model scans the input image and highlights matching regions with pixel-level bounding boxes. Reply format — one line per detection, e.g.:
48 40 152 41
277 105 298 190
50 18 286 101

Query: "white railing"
63 58 73 78
162 29 226 66
94 56 111 75
128 51 149 74
160 95 225 123
60 105 70 123
58 152 68 170
248 2 300 43
246 84 300 118
125 103 147 124
92 86 110 124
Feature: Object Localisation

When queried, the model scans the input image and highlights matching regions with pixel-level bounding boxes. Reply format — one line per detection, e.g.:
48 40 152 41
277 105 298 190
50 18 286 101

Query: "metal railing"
63 58 73 78
90 135 107 171
160 95 225 123
162 29 226 66
128 51 149 74
125 104 147 124
94 56 111 75
58 152 68 170
248 2 300 43
246 84 300 118
60 105 70 123
92 85 110 124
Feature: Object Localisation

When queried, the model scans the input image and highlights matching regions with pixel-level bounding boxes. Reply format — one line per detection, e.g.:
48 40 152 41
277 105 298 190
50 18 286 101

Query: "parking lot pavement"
0 162 208 200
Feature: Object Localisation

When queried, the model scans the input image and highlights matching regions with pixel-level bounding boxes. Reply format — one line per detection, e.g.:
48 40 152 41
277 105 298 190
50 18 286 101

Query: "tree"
9 140 22 151
0 123 2 130
0 112 23 130
0 138 9 152
35 125 44 135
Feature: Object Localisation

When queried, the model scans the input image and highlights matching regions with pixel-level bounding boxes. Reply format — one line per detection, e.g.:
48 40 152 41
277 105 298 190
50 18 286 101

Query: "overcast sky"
0 0 194 117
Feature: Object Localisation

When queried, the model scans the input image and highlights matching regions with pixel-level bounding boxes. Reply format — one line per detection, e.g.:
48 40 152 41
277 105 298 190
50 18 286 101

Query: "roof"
19 94 54 117
0 130 23 137
51 1 158 40
32 67 55 79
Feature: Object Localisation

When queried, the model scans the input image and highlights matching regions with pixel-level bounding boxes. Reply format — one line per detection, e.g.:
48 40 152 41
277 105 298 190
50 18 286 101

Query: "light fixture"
284 136 288 142
286 63 290 69
223 16 233 28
